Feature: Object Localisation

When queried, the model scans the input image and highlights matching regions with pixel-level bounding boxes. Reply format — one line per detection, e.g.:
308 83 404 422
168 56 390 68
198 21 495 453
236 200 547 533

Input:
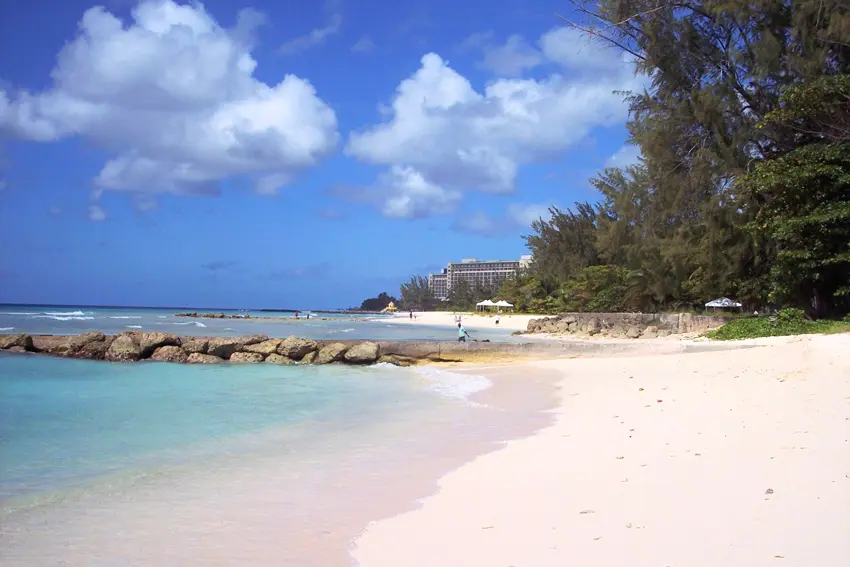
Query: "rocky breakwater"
523 312 729 338
0 331 641 366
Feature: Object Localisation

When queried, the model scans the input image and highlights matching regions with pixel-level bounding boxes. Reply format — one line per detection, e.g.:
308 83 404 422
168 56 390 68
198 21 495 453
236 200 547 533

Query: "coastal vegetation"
704 309 850 340
401 1 850 320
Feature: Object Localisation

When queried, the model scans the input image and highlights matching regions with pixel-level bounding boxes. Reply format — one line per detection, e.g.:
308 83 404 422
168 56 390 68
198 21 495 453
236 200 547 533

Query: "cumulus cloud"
88 205 106 221
0 0 339 203
344 30 640 218
453 202 551 237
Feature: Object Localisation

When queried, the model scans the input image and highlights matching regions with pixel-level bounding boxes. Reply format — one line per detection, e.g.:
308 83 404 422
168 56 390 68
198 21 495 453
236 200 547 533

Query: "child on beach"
457 323 470 342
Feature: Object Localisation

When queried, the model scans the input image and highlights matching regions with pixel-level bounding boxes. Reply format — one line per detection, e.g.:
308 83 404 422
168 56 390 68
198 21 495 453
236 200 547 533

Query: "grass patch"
704 308 850 340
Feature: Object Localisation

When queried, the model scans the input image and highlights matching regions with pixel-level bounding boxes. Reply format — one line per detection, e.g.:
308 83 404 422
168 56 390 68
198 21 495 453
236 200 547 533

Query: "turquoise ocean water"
0 304 522 342
1 353 477 504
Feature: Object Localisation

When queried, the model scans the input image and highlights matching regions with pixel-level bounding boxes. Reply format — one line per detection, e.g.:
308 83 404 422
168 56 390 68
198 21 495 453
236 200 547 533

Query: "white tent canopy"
494 300 514 308
705 297 742 308
476 299 495 306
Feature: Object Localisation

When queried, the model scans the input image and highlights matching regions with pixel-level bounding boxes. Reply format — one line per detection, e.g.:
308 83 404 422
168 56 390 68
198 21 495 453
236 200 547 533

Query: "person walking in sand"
457 323 470 342
495 314 500 325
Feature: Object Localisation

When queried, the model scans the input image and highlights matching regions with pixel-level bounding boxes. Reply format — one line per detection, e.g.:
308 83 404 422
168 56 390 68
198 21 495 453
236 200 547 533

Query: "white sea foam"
0 327 14 331
329 328 356 334
5 312 39 316
170 321 207 328
125 325 143 329
32 316 96 321
109 316 142 320
415 367 492 407
157 316 167 319
44 311 88 316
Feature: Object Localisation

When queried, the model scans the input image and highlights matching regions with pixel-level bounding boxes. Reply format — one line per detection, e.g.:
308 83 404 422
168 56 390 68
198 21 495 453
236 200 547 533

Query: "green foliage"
359 292 397 311
512 1 850 318
399 275 437 311
704 309 850 340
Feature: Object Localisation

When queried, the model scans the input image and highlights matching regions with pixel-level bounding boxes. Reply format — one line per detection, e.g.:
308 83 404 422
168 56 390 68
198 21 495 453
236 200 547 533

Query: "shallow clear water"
0 352 462 502
0 304 522 342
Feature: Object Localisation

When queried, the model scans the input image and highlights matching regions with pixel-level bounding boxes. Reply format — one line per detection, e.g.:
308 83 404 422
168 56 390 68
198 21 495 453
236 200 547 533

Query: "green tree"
360 292 397 312
399 275 437 311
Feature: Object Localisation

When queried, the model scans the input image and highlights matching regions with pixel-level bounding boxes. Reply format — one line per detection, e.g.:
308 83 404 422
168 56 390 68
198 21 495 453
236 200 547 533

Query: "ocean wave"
415 367 492 407
125 325 143 329
170 321 207 328
31 315 96 321
109 316 142 320
5 312 39 315
157 315 167 319
328 328 355 334
0 327 14 331
44 311 88 316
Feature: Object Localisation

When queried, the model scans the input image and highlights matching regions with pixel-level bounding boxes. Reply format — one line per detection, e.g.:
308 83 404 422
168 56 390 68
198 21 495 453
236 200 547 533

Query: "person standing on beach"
457 323 470 342
495 314 500 325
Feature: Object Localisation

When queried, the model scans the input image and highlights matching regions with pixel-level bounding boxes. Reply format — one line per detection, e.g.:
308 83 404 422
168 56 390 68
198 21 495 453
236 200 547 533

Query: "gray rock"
187 352 224 364
377 354 417 366
243 339 282 355
230 351 264 363
278 337 318 360
300 351 318 364
585 318 602 336
181 338 209 354
207 338 243 359
657 329 672 337
75 335 115 360
265 353 295 365
149 345 188 363
106 333 141 361
5 345 27 353
0 333 33 351
241 334 269 346
315 342 348 365
625 326 642 339
344 342 379 364
139 332 181 358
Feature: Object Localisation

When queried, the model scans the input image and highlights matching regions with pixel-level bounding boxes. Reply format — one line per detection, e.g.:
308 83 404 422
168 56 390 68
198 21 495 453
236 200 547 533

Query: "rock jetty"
0 330 737 366
0 331 556 366
522 312 729 338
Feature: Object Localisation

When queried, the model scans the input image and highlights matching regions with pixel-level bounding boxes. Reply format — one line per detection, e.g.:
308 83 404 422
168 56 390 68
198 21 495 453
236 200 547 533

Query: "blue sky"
0 0 641 309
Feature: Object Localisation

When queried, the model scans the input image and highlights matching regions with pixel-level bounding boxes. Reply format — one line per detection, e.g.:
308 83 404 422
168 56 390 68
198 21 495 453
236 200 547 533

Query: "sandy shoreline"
352 333 850 566
380 310 538 332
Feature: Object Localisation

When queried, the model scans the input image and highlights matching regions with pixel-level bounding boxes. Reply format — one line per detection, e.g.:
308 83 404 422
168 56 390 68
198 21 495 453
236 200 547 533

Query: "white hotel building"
427 255 533 300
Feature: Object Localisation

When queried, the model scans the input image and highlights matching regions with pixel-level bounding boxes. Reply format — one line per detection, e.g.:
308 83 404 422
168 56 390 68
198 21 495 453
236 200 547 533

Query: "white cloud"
453 202 551 237
88 205 106 221
345 31 640 218
351 35 376 53
278 12 341 55
0 0 339 202
378 166 461 219
605 143 642 168
506 202 550 227
479 35 542 76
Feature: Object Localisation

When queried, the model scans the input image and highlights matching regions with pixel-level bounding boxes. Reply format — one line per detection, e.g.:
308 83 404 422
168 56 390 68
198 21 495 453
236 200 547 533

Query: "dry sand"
381 310 538 332
351 333 850 567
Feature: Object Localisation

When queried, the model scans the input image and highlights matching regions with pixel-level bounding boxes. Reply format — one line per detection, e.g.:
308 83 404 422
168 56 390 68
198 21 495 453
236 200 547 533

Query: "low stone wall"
523 312 729 338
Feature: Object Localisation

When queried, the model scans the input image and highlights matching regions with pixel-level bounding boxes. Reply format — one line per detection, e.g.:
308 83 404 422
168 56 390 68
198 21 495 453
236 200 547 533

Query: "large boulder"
0 334 33 350
243 339 282 355
60 331 108 356
207 338 243 359
315 342 348 365
106 333 141 361
150 345 188 363
181 338 209 354
344 342 380 364
139 332 181 358
187 352 224 364
300 351 318 364
75 335 115 360
641 325 659 339
241 334 269 346
230 352 264 363
265 353 295 365
625 326 642 339
277 337 318 360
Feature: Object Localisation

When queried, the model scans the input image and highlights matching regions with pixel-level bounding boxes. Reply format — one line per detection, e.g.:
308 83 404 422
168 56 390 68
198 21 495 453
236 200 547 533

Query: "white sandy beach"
352 333 850 567
382 310 538 332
